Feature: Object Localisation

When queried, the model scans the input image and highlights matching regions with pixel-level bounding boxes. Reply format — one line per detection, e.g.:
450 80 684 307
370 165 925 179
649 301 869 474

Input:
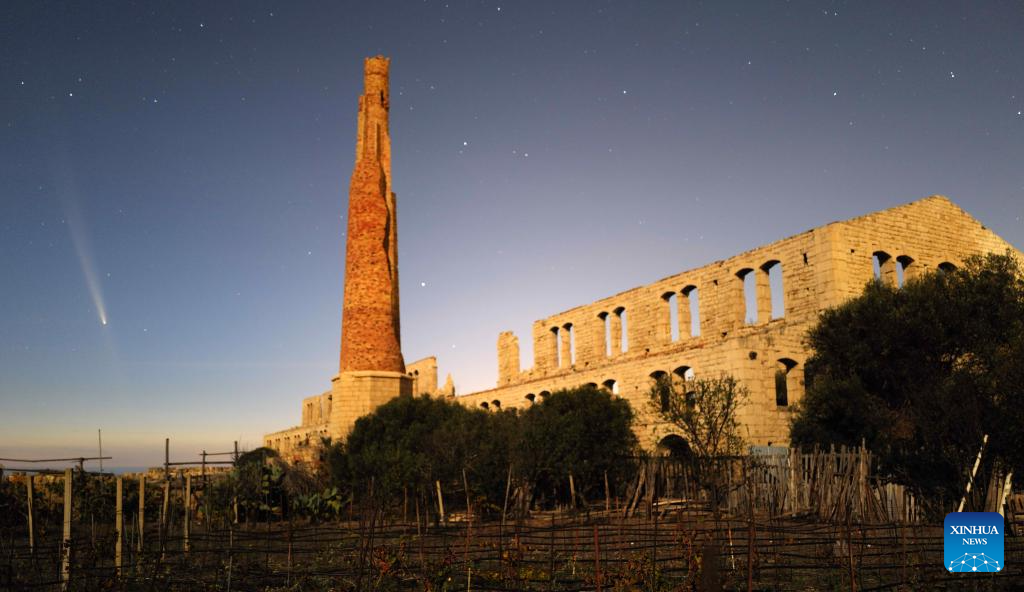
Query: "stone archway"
656 434 692 459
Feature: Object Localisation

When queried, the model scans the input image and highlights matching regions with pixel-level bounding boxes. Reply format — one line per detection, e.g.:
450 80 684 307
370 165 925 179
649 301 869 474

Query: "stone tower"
339 56 404 373
329 56 412 438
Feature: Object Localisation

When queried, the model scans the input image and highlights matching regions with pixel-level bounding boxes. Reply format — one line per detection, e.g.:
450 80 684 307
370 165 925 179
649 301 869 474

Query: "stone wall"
407 356 439 395
458 196 1021 449
263 422 329 464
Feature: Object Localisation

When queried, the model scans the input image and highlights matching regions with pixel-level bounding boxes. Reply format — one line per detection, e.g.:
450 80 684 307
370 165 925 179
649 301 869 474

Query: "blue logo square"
944 512 1004 573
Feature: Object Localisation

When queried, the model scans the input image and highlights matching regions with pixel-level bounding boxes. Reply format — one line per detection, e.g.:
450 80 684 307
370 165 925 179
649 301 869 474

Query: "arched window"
562 322 575 366
550 326 562 368
672 365 694 383
763 260 785 319
480 401 490 410
682 285 700 337
736 268 757 324
525 393 536 403
602 379 619 395
938 261 957 274
491 399 502 409
650 370 670 412
662 292 679 342
656 435 692 459
614 307 628 353
598 312 611 357
872 251 895 286
539 390 551 398
896 255 914 287
776 358 798 407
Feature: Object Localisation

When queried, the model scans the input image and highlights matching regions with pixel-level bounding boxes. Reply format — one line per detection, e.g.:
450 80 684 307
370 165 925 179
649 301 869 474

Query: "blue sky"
2 1 1022 467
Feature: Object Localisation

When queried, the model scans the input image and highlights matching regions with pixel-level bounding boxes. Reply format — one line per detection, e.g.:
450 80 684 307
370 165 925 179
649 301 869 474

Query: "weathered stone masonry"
458 196 1022 450
340 56 404 375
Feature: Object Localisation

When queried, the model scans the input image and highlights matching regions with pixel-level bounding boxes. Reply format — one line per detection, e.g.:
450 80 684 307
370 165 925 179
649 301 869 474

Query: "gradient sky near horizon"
2 1 1022 467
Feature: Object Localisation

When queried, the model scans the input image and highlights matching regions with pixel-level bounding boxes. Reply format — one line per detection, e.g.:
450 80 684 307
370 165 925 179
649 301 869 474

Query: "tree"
648 374 749 503
337 393 517 509
516 385 638 507
791 252 1024 513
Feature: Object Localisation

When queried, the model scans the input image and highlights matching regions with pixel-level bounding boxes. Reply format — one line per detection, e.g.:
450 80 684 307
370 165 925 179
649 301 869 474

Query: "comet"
67 208 109 327
55 160 109 328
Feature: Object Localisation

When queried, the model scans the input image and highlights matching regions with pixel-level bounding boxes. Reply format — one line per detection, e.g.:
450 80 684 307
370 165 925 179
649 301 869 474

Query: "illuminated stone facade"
457 196 1021 450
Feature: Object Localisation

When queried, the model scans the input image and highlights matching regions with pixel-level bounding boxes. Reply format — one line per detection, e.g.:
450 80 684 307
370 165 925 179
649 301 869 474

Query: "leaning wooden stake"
997 472 1014 517
26 475 34 555
61 468 72 591
958 434 988 512
115 476 123 577
462 468 472 522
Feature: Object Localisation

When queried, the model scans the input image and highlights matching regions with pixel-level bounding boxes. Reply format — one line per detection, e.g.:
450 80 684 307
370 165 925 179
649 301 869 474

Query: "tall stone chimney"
339 56 405 374
330 57 412 439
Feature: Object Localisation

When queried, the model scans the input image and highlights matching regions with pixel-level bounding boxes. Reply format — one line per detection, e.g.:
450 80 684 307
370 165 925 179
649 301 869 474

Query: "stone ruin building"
456 195 1021 452
264 57 1022 462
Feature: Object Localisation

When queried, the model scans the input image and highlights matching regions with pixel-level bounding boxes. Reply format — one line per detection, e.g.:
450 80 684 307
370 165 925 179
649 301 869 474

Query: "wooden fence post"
138 475 145 554
160 479 170 557
26 475 34 555
61 468 72 591
184 474 191 553
788 447 798 513
115 476 123 577
604 471 611 514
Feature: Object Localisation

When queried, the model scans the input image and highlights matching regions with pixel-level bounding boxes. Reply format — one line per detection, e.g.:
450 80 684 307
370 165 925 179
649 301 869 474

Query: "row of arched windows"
872 251 957 288
482 356 800 412
662 286 701 341
543 258 789 369
737 260 785 325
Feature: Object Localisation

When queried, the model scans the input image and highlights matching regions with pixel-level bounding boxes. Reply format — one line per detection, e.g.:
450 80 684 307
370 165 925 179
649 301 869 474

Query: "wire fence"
1 447 1021 591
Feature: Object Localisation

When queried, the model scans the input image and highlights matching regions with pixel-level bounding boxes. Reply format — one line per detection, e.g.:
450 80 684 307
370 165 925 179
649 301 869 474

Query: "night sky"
2 1 1022 467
